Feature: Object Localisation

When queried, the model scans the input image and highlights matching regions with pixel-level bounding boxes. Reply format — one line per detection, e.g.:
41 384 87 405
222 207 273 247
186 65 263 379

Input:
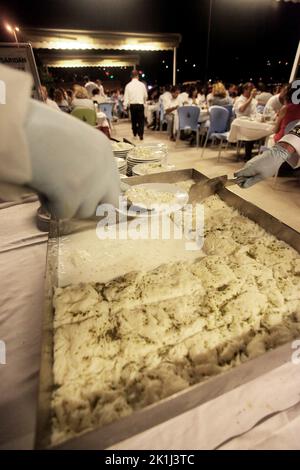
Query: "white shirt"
234 95 257 118
159 91 172 112
165 96 180 115
92 94 107 104
197 93 206 105
85 81 98 97
72 98 95 110
97 84 106 97
178 92 189 107
123 78 148 108
264 94 283 119
256 91 273 106
184 97 201 106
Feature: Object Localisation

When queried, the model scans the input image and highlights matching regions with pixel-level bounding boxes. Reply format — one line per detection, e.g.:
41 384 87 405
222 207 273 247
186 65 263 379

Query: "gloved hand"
25 99 120 219
234 145 290 188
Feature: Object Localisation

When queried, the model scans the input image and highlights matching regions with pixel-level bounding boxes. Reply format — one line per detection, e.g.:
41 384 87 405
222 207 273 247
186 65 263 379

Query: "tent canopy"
22 28 181 51
39 53 140 68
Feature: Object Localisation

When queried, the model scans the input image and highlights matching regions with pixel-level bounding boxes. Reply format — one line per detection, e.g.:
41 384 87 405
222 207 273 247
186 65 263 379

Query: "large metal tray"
35 169 300 449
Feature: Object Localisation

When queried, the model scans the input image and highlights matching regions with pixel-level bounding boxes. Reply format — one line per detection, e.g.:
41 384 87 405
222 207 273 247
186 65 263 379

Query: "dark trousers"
244 141 255 160
130 104 145 137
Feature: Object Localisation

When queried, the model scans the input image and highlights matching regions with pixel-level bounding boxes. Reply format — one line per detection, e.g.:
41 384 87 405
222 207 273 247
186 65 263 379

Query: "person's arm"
165 106 178 114
274 105 287 134
234 143 296 188
123 84 129 109
143 84 148 104
238 89 257 113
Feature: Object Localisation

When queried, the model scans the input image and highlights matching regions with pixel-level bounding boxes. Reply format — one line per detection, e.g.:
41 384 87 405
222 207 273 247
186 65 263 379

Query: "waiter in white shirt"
123 70 148 140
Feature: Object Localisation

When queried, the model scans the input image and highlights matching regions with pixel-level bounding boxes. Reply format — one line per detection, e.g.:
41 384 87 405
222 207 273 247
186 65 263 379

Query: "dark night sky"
0 0 300 84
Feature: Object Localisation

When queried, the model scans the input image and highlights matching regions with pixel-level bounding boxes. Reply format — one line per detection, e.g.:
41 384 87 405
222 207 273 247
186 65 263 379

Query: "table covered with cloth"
228 117 275 143
1 200 300 450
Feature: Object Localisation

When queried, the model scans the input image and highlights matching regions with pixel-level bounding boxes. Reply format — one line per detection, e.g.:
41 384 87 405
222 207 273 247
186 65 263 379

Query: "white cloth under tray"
1 201 300 450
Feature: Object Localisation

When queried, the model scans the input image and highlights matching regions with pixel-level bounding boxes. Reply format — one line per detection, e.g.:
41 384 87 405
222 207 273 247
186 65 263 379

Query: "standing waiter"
124 70 148 140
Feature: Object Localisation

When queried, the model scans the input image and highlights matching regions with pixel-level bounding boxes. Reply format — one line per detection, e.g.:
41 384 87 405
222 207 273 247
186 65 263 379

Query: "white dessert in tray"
51 194 300 445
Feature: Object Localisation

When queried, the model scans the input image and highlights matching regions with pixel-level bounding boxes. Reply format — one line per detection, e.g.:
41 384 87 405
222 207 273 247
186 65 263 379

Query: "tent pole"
173 47 177 85
290 40 300 83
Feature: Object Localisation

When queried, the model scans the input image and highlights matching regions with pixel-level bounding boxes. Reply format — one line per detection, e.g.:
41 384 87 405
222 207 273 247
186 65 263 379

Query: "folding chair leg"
217 139 223 162
196 130 199 148
201 133 209 158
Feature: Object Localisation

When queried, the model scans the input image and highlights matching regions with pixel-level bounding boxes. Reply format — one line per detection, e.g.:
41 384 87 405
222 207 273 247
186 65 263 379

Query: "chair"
201 106 230 159
99 102 114 126
71 107 97 126
176 106 201 146
256 104 265 114
159 102 168 131
222 104 234 127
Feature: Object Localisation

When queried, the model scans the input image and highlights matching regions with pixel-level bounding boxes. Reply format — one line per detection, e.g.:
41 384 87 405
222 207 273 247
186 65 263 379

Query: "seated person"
178 85 189 107
185 86 201 106
196 83 207 106
234 82 257 118
71 86 95 110
274 84 300 142
207 82 232 107
164 86 181 141
234 83 258 160
53 88 70 113
264 83 288 120
40 86 60 111
146 87 160 128
228 83 238 103
92 87 107 104
256 82 273 107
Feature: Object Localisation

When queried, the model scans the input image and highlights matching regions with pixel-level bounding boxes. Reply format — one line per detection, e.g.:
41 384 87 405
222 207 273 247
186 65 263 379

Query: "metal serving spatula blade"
188 176 245 203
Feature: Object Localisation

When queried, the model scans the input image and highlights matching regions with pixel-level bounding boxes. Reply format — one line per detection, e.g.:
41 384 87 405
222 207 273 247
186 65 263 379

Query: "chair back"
71 107 97 126
178 106 200 132
208 106 230 135
284 119 300 135
99 102 114 120
256 104 265 114
221 104 233 127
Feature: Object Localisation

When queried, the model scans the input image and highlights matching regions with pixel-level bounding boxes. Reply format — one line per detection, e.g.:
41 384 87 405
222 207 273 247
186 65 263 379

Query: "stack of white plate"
132 162 172 176
111 142 133 160
115 157 127 175
126 143 167 176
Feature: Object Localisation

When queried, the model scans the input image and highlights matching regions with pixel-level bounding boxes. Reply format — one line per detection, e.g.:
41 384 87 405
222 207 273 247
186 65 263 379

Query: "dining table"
228 116 275 143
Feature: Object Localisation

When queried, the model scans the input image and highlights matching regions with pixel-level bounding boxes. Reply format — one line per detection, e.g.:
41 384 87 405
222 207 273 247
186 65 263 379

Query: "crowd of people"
41 72 300 162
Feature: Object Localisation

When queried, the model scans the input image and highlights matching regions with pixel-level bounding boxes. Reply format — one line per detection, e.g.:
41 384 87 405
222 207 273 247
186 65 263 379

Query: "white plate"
117 183 189 218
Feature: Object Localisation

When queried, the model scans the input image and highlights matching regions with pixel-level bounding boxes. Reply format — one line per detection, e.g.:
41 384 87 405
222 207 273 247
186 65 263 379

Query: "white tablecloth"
1 201 300 450
228 117 275 143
